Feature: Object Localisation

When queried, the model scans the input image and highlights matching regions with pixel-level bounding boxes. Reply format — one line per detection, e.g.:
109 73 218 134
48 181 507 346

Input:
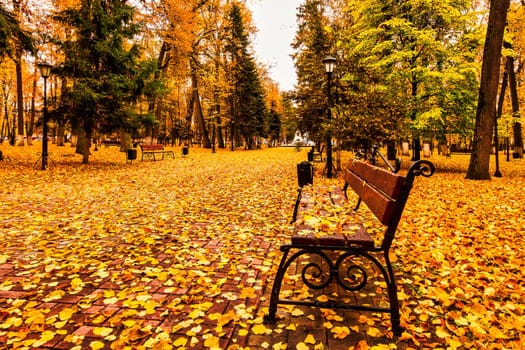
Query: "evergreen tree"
225 2 267 149
292 0 331 144
0 4 34 60
53 0 148 163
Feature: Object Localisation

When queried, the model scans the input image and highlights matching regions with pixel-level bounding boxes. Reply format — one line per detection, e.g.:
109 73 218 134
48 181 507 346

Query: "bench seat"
292 188 374 247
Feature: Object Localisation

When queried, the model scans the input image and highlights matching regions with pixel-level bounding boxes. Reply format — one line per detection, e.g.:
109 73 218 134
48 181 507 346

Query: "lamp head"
38 63 52 78
323 56 336 74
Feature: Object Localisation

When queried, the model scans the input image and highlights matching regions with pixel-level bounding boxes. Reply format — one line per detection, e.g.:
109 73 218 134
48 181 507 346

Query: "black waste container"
297 161 313 187
127 149 137 161
387 141 397 160
307 149 314 162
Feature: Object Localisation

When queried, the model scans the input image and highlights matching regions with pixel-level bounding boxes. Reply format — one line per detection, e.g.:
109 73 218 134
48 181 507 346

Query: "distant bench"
101 139 120 147
139 144 174 161
265 159 435 336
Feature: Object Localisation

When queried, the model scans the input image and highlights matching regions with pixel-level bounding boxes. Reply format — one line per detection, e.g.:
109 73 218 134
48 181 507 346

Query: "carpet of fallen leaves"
0 144 523 350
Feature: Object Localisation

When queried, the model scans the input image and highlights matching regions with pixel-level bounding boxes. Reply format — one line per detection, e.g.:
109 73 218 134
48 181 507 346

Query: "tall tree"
54 0 145 163
506 3 525 158
466 0 510 179
292 0 331 143
11 0 35 146
0 2 34 146
504 44 523 158
340 0 480 158
225 1 267 149
140 0 195 143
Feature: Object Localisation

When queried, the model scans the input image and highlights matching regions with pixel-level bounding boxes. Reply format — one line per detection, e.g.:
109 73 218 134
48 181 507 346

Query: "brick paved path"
0 147 422 349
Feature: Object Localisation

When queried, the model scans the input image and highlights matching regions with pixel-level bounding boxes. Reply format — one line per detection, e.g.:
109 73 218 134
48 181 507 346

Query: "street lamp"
323 55 336 178
38 62 52 170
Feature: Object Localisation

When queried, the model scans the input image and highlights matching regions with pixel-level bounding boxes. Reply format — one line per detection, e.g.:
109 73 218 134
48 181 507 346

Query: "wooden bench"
139 144 174 161
101 139 120 147
265 159 435 336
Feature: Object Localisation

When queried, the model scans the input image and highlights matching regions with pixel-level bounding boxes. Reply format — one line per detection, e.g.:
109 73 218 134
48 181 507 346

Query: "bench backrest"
343 159 434 248
141 144 164 151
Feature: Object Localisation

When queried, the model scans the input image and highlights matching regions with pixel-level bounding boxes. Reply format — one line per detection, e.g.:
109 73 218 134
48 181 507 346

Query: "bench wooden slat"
330 187 348 206
346 160 404 198
292 227 347 246
343 168 395 225
141 144 164 151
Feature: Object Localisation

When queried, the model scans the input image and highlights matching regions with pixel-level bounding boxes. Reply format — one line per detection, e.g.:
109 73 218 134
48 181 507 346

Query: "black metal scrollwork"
408 159 436 179
337 263 368 291
298 250 373 292
334 252 369 291
300 251 333 290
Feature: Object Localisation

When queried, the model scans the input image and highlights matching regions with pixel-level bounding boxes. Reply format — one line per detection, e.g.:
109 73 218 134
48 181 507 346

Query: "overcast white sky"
249 0 302 91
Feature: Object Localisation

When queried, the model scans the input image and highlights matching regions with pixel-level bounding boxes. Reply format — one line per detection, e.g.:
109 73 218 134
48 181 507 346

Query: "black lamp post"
38 62 52 170
323 55 336 178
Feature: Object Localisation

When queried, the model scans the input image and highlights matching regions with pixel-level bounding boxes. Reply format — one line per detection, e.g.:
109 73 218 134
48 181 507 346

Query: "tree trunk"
75 127 92 164
191 72 211 148
148 41 171 142
28 68 37 146
55 76 68 146
507 55 523 157
13 0 24 146
15 54 24 146
82 129 92 164
216 102 225 149
70 118 80 147
410 77 421 161
466 0 510 180
185 84 195 145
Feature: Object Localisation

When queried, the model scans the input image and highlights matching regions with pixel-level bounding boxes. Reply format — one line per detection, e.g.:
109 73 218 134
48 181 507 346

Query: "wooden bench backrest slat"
141 144 164 151
343 168 396 225
346 160 404 198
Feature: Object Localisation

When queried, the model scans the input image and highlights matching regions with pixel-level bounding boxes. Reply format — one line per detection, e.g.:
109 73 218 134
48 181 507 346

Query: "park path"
4 146 521 349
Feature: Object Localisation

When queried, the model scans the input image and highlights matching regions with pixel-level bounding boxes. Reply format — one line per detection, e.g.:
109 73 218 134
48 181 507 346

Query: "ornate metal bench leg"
388 284 402 336
291 188 302 224
385 254 402 336
264 246 291 324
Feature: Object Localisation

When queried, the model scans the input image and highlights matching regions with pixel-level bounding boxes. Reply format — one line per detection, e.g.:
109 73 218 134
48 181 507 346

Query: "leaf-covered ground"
0 145 523 349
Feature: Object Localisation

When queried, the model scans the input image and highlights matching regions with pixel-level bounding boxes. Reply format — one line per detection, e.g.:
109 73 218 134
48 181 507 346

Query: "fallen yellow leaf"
252 324 269 335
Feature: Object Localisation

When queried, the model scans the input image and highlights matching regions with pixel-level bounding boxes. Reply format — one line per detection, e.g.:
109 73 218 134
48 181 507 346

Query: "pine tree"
0 4 34 60
53 0 148 163
225 2 267 149
292 0 331 144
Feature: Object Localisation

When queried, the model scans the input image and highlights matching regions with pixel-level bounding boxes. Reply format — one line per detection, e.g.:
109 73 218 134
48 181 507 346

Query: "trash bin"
297 161 313 187
182 146 189 156
127 149 137 162
307 149 314 162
